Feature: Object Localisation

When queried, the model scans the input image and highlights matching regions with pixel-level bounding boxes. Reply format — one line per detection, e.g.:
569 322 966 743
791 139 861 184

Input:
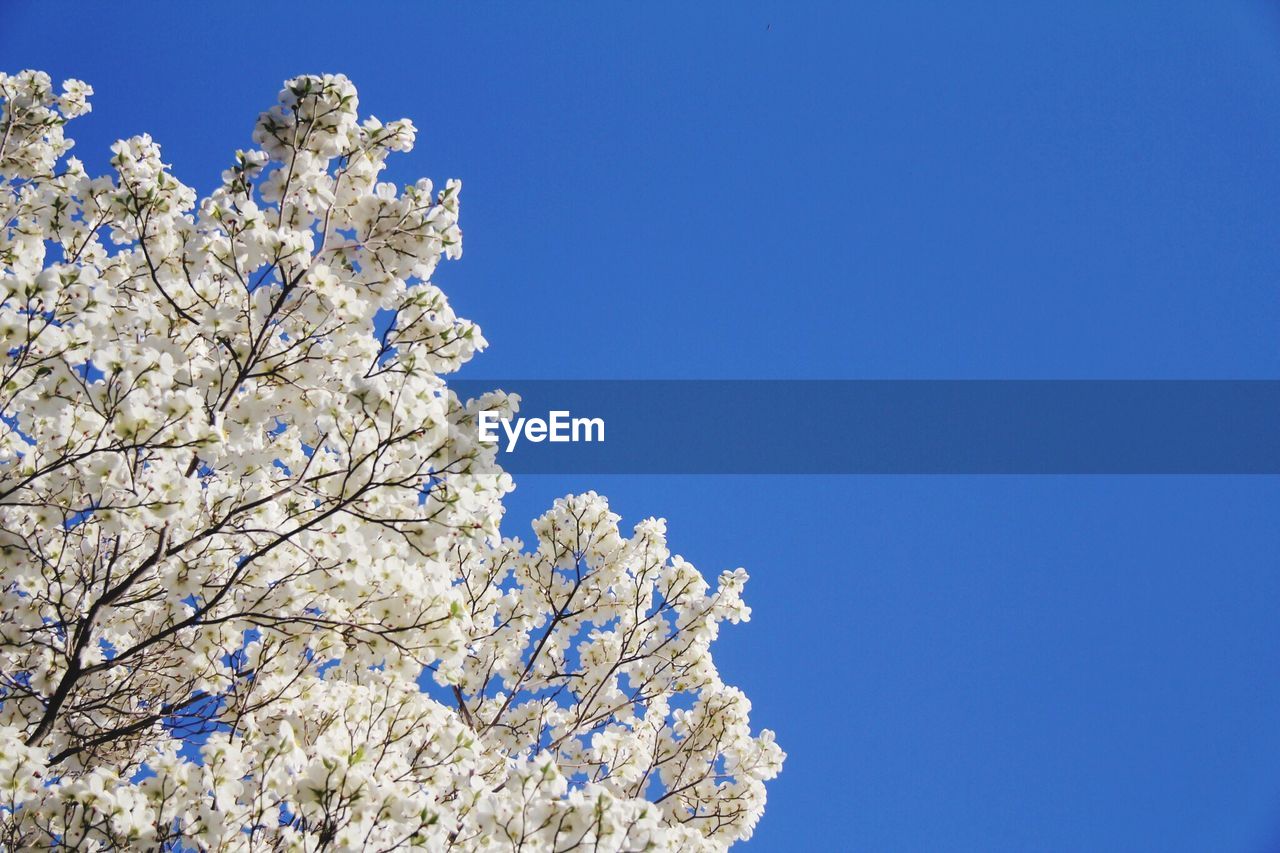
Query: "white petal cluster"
0 71 783 851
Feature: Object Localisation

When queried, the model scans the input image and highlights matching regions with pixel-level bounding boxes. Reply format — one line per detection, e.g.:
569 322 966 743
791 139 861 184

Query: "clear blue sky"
6 2 1280 849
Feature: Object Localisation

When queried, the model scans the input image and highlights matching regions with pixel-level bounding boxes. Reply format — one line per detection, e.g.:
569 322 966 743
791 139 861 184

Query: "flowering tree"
0 70 783 850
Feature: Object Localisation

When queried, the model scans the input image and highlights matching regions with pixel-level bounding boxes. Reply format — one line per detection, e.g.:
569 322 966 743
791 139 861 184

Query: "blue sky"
6 2 1280 849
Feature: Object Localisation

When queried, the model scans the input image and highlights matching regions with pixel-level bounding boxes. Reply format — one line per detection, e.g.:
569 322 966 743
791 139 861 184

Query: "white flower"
0 71 782 851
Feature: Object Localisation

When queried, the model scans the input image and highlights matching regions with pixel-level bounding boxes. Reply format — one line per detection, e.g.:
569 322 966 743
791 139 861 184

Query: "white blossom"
0 70 783 851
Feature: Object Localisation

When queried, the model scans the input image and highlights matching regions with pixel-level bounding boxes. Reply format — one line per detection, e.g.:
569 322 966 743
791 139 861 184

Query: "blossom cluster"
0 70 783 850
